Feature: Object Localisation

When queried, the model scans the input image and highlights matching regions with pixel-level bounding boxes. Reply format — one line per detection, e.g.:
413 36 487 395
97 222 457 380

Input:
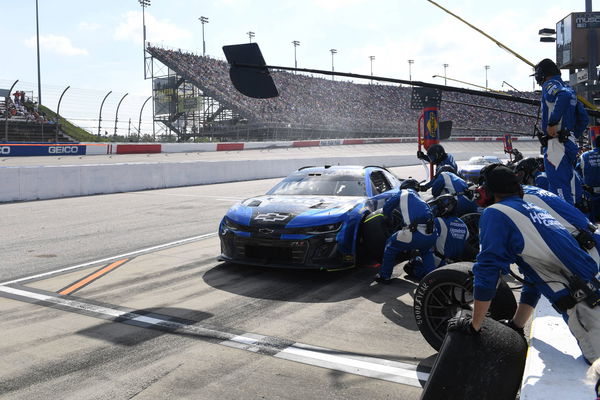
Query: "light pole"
408 59 414 81
139 0 150 78
443 63 449 85
247 31 255 43
369 56 375 83
330 49 337 81
484 65 490 90
199 16 209 56
292 40 300 70
35 0 42 106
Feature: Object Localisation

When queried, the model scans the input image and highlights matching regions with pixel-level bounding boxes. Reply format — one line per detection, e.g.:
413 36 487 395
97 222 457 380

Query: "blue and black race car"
218 165 402 270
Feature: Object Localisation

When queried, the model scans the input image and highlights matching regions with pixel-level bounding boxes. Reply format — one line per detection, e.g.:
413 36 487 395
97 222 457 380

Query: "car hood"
226 195 364 227
460 165 485 173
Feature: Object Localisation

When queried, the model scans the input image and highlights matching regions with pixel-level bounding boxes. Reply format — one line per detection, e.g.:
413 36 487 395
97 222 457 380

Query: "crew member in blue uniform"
417 144 457 175
579 135 600 222
429 194 471 267
480 162 600 267
448 165 600 367
427 166 477 216
374 179 437 283
534 58 588 205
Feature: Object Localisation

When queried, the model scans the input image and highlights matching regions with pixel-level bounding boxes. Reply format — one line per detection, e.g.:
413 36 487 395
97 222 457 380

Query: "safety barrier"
0 154 416 202
0 136 535 157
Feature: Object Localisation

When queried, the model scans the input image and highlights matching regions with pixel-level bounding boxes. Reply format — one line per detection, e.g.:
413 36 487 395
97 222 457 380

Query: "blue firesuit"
523 185 600 267
579 147 600 221
541 76 581 204
379 189 437 280
429 172 477 216
534 171 549 190
432 216 469 268
473 195 600 362
436 154 458 175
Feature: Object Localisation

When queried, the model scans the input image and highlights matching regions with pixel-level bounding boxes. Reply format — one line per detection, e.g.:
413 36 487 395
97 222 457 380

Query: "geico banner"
0 145 87 156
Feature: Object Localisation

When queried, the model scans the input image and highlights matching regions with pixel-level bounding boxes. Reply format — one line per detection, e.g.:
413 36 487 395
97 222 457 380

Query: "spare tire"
413 262 517 351
420 315 527 400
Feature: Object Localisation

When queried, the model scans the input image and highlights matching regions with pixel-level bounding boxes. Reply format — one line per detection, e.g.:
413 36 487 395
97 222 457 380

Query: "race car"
218 165 402 270
459 155 502 183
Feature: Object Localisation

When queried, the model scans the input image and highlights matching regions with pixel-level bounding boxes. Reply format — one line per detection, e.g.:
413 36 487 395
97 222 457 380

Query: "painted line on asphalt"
57 259 129 295
0 232 217 286
0 285 427 388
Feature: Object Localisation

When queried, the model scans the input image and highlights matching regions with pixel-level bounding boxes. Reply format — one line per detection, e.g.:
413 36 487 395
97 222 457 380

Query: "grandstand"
0 90 75 143
147 45 540 142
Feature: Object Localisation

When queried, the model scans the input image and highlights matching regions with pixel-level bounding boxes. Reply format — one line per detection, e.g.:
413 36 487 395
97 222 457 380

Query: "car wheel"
413 262 516 351
360 209 393 263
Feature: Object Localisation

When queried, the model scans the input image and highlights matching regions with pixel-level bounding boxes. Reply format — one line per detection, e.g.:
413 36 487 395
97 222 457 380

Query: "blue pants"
379 227 437 280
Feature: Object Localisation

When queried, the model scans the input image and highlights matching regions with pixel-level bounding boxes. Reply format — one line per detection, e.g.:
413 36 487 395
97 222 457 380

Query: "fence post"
97 90 112 137
56 86 70 142
4 80 18 142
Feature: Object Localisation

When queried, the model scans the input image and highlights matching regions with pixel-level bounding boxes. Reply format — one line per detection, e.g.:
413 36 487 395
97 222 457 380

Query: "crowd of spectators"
148 46 538 137
1 91 50 124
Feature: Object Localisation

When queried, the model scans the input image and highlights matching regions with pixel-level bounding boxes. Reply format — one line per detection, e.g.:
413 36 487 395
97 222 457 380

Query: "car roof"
296 165 383 175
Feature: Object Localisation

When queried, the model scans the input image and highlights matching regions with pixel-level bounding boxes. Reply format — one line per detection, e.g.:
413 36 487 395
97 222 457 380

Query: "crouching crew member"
449 165 600 367
429 194 472 266
426 165 477 216
374 179 437 283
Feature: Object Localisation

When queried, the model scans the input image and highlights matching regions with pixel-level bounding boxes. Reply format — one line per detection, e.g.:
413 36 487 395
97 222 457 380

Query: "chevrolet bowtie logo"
254 212 290 222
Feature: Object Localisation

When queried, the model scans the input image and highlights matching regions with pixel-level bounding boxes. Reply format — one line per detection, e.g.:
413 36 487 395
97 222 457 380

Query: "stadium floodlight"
247 31 255 43
538 28 556 36
369 55 376 80
292 40 300 70
540 37 556 43
408 59 414 82
139 0 150 78
199 16 209 56
330 49 337 80
443 63 449 85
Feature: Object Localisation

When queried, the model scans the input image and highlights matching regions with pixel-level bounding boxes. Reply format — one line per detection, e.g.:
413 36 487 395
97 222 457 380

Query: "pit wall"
0 136 534 157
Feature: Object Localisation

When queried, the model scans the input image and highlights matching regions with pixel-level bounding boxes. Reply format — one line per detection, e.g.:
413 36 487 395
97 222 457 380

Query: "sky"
0 0 587 135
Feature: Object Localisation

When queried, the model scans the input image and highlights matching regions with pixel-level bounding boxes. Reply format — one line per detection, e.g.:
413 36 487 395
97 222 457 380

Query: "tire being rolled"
414 262 517 351
420 316 528 400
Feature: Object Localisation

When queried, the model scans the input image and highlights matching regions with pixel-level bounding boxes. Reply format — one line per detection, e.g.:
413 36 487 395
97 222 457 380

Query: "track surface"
0 144 532 399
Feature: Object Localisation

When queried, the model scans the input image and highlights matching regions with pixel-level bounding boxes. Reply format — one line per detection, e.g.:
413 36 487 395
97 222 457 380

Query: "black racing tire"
360 209 393 263
421 316 528 400
459 213 480 261
413 262 517 351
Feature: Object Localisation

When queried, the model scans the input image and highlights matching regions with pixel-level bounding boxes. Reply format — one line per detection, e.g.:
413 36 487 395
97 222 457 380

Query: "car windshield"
467 157 499 165
267 173 366 196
